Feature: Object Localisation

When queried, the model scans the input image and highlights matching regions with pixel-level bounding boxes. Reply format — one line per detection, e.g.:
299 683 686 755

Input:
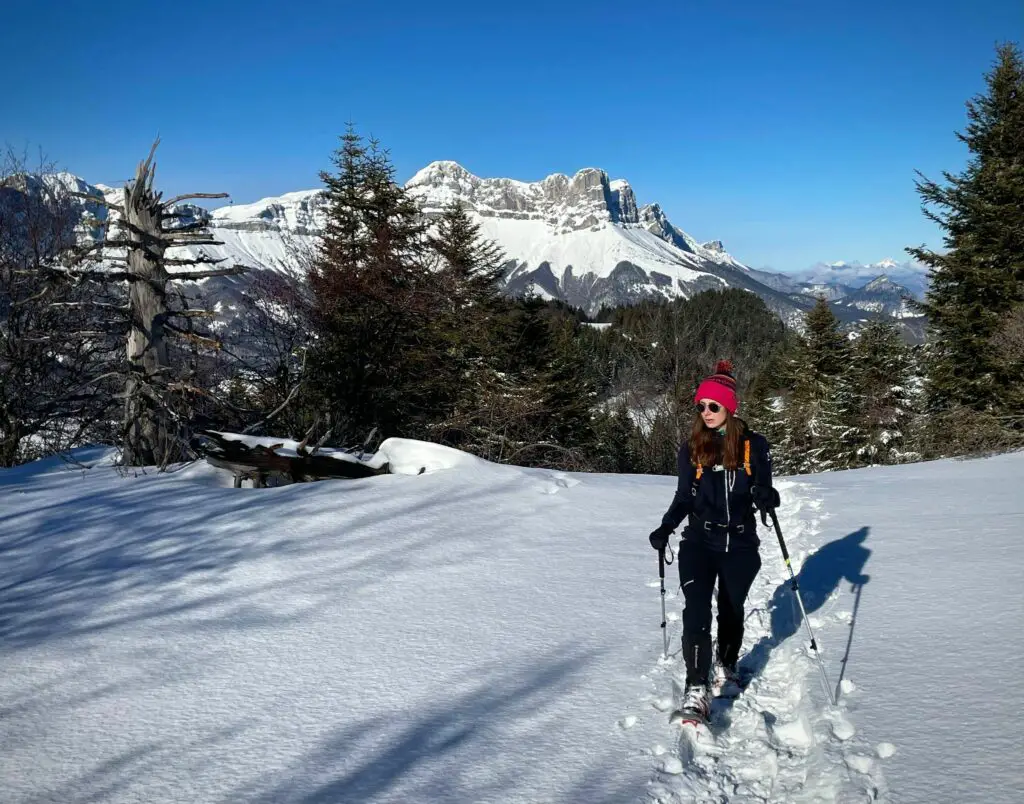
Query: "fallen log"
192 430 388 486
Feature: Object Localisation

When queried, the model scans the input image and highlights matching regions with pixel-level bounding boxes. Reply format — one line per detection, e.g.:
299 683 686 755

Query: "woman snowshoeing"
648 360 778 723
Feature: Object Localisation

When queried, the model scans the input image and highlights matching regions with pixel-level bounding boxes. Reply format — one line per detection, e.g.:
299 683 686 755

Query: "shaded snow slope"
2 443 1020 802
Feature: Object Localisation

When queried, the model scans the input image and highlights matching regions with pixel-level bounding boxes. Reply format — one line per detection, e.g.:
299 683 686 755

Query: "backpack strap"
692 437 751 495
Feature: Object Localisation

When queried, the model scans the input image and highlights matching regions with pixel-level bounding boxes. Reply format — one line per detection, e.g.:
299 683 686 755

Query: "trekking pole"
767 508 836 706
658 543 674 660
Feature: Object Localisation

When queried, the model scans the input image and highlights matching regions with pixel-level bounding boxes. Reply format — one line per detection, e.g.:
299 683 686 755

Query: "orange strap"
694 438 751 479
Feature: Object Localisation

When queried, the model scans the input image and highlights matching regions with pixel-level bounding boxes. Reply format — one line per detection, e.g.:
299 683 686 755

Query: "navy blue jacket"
660 429 773 552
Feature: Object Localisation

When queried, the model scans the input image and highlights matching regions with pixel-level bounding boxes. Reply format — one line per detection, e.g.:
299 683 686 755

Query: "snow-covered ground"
1 443 1021 803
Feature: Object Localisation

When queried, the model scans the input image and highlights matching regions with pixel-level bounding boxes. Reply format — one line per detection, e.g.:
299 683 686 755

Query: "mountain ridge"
54 164 926 331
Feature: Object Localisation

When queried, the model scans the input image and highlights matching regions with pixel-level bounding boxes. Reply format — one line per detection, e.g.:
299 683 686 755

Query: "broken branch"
163 192 229 207
169 265 249 281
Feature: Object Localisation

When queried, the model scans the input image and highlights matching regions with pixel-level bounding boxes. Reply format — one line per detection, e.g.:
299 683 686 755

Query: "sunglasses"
695 402 723 414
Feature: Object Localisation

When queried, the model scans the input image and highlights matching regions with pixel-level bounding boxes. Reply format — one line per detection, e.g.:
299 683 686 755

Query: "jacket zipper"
724 470 730 552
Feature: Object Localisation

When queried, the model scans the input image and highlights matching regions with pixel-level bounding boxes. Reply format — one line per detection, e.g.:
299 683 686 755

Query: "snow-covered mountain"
54 168 925 331
54 164 810 323
404 161 803 317
836 275 920 319
791 259 930 301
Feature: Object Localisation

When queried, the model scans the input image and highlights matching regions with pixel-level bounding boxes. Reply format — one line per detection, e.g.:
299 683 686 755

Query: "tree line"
1 44 1020 476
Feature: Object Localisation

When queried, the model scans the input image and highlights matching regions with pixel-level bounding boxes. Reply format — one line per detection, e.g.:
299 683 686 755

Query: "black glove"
649 523 673 552
751 485 780 513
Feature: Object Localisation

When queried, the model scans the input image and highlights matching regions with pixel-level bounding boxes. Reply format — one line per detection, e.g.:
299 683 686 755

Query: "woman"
648 360 778 723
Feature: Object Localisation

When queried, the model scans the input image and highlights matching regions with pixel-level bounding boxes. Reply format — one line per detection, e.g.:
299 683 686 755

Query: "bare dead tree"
71 140 248 467
230 267 313 436
0 150 124 466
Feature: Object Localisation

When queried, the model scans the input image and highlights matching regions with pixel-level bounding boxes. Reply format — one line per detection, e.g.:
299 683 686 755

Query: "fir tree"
849 320 918 465
908 43 1024 433
306 128 439 441
784 299 856 472
429 201 506 312
804 296 849 378
744 335 801 474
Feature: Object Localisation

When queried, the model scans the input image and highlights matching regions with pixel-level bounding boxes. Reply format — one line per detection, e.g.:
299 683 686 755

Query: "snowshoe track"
645 481 890 803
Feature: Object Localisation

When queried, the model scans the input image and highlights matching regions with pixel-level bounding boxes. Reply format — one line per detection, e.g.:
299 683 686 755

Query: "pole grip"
659 549 665 579
769 509 790 562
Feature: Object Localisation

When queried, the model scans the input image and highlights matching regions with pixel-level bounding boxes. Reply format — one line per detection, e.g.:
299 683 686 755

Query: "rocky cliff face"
52 166 924 331
405 161 643 232
403 161 795 316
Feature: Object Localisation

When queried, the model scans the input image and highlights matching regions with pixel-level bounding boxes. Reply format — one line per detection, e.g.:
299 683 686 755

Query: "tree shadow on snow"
724 526 872 714
0 468 515 651
223 646 647 804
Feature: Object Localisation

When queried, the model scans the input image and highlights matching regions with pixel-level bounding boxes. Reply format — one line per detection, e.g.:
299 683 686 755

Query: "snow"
792 260 931 300
208 431 389 467
476 213 712 287
210 189 324 228
2 443 1022 802
799 454 1024 803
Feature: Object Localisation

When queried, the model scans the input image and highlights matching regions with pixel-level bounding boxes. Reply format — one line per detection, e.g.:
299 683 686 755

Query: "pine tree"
423 202 515 450
908 43 1024 434
744 335 801 474
306 128 439 442
785 299 856 472
849 320 918 465
804 296 849 378
429 201 506 312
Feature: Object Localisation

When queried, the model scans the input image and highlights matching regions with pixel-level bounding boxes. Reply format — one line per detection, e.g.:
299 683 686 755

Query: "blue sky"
3 0 1020 272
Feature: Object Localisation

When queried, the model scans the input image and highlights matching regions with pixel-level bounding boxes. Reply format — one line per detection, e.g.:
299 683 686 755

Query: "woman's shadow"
721 526 872 715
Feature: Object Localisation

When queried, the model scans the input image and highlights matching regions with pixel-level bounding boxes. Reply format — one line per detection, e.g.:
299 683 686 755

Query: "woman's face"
698 398 728 430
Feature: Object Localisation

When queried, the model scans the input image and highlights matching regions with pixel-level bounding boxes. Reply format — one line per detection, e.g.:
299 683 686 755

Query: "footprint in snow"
845 753 876 774
765 711 814 754
650 696 674 712
828 712 856 741
536 472 581 494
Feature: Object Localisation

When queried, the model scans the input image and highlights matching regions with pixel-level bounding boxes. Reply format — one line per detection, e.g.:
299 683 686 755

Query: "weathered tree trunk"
72 141 247 468
0 419 21 468
122 150 172 466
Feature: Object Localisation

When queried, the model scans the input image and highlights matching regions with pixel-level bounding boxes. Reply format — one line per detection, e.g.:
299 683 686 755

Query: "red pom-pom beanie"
694 360 738 414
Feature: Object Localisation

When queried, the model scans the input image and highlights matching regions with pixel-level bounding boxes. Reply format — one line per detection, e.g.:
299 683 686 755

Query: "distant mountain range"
59 163 929 335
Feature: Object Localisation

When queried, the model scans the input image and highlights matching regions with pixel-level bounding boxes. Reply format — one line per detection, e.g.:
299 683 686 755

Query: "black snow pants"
678 537 762 686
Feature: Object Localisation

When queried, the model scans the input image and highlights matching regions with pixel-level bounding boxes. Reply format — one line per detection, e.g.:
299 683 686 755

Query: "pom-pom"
715 359 734 375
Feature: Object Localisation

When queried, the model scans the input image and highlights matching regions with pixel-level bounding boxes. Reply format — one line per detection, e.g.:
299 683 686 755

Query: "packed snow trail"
639 479 888 802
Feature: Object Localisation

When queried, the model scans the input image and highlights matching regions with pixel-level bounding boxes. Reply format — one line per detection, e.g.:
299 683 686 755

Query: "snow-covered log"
192 430 388 486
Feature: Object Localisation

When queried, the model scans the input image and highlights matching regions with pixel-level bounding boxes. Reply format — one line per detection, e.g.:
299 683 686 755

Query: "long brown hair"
689 410 747 470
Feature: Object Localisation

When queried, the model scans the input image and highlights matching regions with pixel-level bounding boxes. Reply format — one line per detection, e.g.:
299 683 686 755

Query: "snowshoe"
713 659 752 699
670 683 710 726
